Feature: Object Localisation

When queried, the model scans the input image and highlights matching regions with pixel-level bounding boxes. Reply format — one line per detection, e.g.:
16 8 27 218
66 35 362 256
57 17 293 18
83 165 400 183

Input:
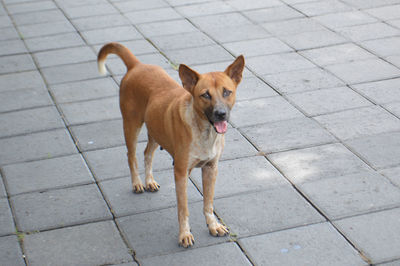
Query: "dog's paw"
208 222 229 237
145 180 160 192
178 231 195 248
132 182 145 193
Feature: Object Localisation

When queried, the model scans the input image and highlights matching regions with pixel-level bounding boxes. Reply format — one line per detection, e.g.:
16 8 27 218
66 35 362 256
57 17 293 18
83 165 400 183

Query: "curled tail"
97 42 140 75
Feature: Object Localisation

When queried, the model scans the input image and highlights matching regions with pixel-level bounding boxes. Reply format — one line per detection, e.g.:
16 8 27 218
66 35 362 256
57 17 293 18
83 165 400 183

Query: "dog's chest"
189 129 223 168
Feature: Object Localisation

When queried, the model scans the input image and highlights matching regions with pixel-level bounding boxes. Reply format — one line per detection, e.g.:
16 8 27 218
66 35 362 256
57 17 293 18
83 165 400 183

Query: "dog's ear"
179 64 200 94
224 55 245 85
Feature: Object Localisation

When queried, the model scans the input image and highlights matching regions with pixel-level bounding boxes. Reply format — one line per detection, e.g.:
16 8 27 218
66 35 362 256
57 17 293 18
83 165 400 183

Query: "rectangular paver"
0 87 52 113
0 198 14 236
0 235 25 266
352 77 400 104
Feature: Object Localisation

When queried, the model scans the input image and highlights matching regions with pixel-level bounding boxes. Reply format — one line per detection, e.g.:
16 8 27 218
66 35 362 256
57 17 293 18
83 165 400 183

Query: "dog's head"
179 55 245 134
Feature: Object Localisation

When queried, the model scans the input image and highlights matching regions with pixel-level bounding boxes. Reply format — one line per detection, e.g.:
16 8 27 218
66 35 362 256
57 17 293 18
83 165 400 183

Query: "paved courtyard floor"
1 0 400 265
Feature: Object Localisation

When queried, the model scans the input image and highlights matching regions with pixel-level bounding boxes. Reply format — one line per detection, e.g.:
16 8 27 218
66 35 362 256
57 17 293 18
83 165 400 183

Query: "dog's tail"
97 42 140 75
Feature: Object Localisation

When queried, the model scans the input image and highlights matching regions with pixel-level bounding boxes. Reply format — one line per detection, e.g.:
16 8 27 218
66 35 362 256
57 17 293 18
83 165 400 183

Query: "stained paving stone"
0 235 25 266
190 156 289 198
41 61 101 85
24 32 85 52
268 143 371 184
0 86 51 114
299 171 400 219
263 67 345 94
243 5 304 23
24 221 133 266
137 19 198 37
360 36 400 57
385 101 400 118
351 78 400 104
230 96 304 127
2 154 94 196
100 171 202 217
314 106 400 140
33 46 96 68
205 24 270 43
0 198 14 236
125 7 181 24
313 10 378 29
141 242 251 266
286 86 372 116
334 208 400 264
214 186 324 237
117 202 229 259
12 184 112 232
166 45 233 66
235 77 278 101
149 31 215 51
0 106 64 138
0 39 27 56
72 14 131 31
262 17 325 36
59 97 120 125
223 37 293 58
0 70 45 92
17 20 75 39
241 117 336 153
0 129 77 165
50 77 118 103
81 26 142 45
337 22 400 42
345 132 400 169
380 166 400 188
0 54 36 75
300 43 376 67
239 223 366 266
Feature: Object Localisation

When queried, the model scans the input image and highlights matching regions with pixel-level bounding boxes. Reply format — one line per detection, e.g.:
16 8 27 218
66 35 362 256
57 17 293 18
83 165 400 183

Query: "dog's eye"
223 88 232 98
201 91 211 99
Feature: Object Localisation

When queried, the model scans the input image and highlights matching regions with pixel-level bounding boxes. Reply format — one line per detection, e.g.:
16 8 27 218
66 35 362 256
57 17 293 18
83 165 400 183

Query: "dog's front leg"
202 161 229 237
174 163 194 247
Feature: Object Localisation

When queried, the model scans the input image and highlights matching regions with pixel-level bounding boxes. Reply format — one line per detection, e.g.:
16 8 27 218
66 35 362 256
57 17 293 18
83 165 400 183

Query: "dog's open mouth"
213 121 228 134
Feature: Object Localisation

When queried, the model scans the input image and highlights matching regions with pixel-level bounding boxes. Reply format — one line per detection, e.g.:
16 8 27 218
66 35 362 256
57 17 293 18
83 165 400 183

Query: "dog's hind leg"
144 135 160 192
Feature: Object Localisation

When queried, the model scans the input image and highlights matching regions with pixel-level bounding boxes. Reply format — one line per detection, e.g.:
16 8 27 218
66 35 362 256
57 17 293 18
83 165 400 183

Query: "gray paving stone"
0 54 36 75
93 39 159 55
72 14 131 31
340 0 400 9
180 60 255 78
191 12 252 32
230 96 304 127
33 46 96 68
0 27 19 41
346 132 400 169
81 26 142 45
138 19 198 37
0 16 13 28
24 32 85 52
361 36 400 57
243 6 304 23
141 242 251 266
166 0 212 6
286 86 372 116
227 0 283 10
50 77 118 103
0 198 14 236
337 23 400 42
299 171 400 219
315 106 400 140
334 208 400 264
17 20 75 39
380 166 400 187
293 0 354 16
100 171 202 217
223 37 293 58
176 1 234 17
191 156 288 198
263 67 345 94
246 52 316 75
300 43 376 67
6 1 57 14
278 29 347 51
41 61 100 85
325 59 400 84
0 106 64 138
385 101 400 118
0 39 27 56
12 184 112 232
239 223 365 266
268 143 371 184
24 221 133 266
386 55 400 68
241 117 336 153
236 77 278 101
166 45 233 65
11 9 67 26
125 7 181 24
63 3 119 19
214 186 324 237
0 129 77 165
388 19 400 29
113 0 169 12
379 260 400 266
2 154 94 196
205 24 270 43
118 202 229 259
313 11 378 29
262 17 325 36
366 4 400 21
149 31 215 51
0 235 25 266
0 173 6 198
0 71 45 92
55 0 109 8
220 127 258 160
84 144 173 181
59 97 120 125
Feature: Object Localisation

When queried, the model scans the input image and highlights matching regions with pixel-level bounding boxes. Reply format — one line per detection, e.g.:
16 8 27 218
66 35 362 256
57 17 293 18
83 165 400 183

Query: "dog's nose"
214 109 227 121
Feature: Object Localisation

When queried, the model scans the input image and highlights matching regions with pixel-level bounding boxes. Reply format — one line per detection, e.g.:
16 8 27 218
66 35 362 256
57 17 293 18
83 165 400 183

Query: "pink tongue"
214 121 228 134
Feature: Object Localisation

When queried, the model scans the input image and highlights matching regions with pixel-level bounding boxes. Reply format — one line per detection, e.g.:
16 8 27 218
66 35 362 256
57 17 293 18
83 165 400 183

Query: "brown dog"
97 43 244 247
